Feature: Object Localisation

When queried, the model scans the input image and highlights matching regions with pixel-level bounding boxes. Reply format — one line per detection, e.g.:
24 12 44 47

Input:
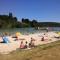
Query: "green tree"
31 20 38 27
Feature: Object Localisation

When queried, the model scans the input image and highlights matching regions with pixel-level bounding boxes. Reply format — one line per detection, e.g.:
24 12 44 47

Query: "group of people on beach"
20 37 35 49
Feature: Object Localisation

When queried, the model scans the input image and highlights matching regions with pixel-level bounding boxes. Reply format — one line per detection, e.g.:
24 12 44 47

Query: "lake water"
0 27 60 35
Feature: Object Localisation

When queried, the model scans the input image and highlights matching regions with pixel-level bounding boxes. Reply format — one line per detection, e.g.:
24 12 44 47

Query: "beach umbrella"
15 32 21 36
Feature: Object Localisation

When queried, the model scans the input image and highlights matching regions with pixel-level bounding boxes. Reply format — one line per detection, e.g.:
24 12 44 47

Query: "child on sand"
20 41 25 49
41 36 44 41
24 41 28 49
29 37 35 48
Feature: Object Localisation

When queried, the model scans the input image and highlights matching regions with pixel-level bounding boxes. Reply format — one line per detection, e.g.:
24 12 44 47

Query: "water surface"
0 27 60 35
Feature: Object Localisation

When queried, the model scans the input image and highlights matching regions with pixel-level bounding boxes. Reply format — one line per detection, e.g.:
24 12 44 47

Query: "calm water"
0 27 60 35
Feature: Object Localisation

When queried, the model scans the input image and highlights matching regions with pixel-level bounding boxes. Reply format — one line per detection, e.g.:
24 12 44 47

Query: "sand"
0 32 60 54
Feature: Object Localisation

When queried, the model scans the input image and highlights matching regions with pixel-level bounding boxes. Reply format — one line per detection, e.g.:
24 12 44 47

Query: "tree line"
0 13 60 28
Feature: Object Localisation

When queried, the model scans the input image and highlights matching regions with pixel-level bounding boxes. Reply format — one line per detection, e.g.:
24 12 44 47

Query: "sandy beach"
0 31 60 54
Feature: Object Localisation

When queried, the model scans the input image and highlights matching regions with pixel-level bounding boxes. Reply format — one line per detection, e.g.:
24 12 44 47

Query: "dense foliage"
0 13 60 28
0 13 17 28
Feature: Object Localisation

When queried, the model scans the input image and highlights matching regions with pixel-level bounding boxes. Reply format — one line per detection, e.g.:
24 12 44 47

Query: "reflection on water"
0 27 60 35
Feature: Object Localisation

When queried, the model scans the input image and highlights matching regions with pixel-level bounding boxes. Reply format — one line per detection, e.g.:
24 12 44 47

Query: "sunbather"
20 41 25 49
29 38 35 48
41 36 44 41
24 41 28 48
1 32 10 43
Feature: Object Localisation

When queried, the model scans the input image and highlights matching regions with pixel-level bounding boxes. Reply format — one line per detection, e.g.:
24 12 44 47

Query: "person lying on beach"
12 35 19 41
12 32 21 41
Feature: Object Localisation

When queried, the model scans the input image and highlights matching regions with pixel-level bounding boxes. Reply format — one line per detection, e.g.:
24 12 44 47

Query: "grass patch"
0 40 60 60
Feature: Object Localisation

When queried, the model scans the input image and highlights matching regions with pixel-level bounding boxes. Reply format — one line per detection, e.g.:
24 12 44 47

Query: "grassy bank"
0 40 60 60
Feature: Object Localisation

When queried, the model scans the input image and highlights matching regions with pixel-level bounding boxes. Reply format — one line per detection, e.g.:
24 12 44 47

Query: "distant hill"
38 22 60 27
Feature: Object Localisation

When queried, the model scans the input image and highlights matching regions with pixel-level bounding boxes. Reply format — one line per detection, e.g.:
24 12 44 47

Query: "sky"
0 0 60 22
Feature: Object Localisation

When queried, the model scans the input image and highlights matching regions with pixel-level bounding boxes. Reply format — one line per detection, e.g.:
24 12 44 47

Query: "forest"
0 13 60 28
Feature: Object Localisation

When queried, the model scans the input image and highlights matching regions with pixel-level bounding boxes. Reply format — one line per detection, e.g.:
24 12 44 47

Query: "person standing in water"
46 28 48 32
